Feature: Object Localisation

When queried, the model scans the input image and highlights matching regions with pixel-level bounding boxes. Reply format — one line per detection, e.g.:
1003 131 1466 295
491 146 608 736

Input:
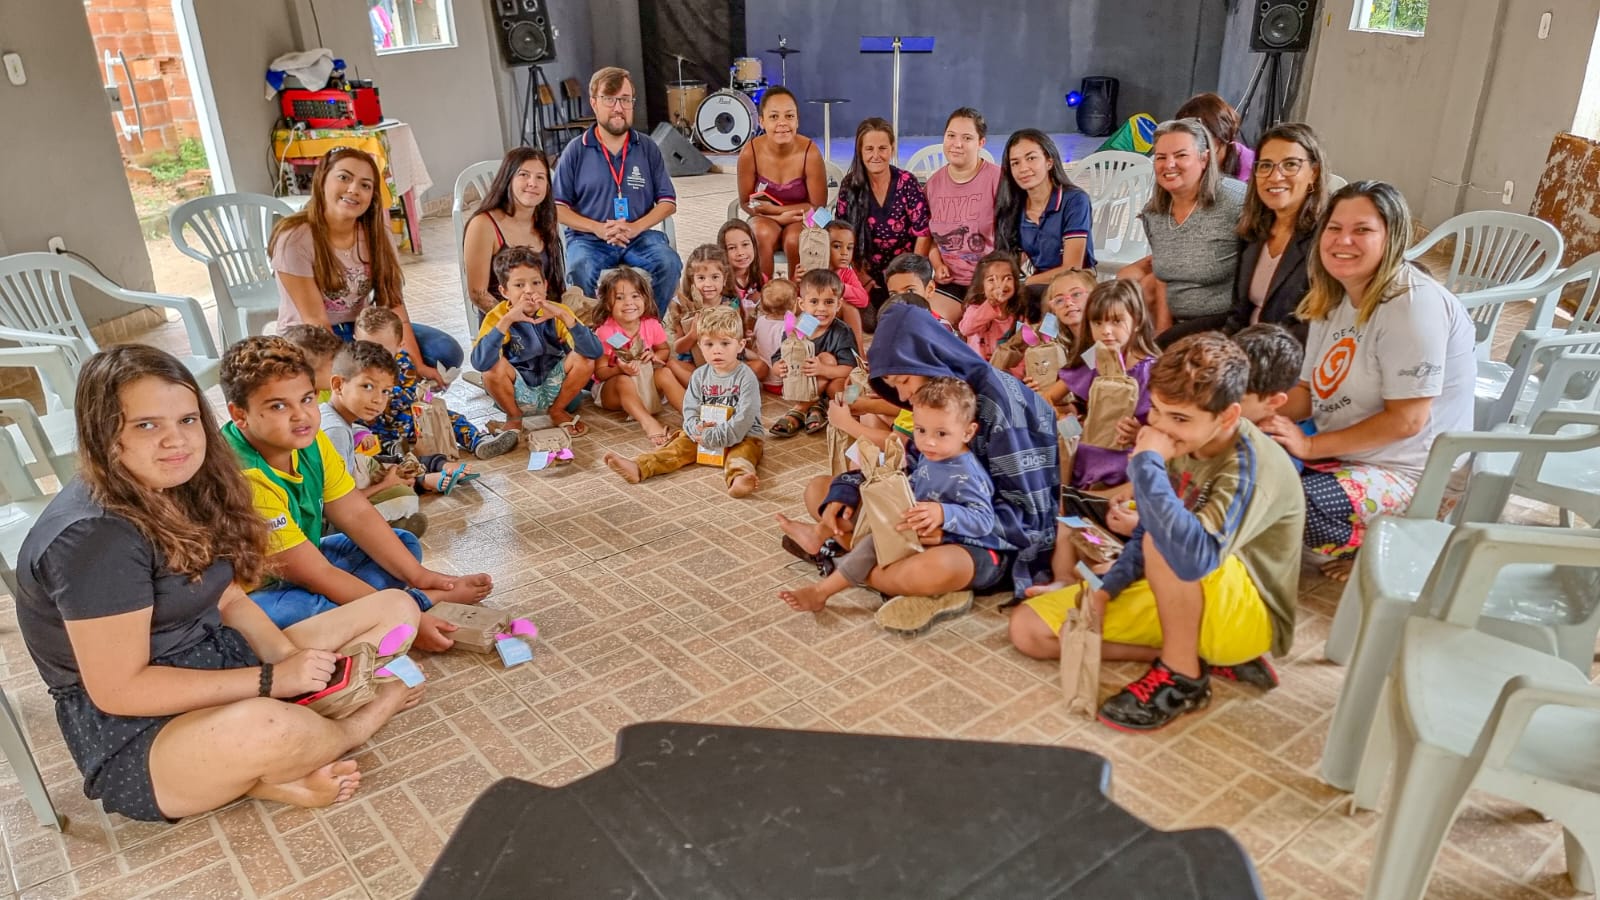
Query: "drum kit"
666 37 801 154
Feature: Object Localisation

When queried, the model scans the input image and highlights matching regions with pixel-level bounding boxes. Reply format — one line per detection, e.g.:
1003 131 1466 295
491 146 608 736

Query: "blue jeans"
565 229 682 315
249 530 426 629
331 320 463 371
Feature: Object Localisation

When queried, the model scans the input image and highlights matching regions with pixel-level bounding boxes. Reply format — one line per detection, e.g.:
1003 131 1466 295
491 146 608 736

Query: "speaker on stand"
1238 0 1318 130
1075 76 1119 137
495 0 560 152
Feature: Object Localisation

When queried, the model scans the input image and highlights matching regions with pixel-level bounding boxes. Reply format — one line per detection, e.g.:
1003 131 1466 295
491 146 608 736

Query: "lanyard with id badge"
602 134 631 221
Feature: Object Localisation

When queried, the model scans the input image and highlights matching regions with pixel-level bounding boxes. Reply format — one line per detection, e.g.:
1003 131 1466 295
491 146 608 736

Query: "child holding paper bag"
780 379 1009 636
1058 280 1158 489
770 269 860 437
593 267 688 447
603 307 764 497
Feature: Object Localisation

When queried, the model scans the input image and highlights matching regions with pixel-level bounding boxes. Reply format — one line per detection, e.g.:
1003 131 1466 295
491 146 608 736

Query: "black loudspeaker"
495 0 556 65
1076 76 1118 137
1250 0 1317 52
649 123 712 177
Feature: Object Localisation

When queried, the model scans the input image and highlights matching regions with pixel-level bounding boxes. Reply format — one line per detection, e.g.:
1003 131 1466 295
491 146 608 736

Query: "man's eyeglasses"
596 95 636 109
1254 158 1309 177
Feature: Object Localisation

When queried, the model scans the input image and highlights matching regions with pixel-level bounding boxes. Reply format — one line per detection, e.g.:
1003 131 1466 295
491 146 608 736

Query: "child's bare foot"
1321 556 1355 582
775 513 824 556
247 759 362 808
604 451 642 484
779 584 830 612
728 472 759 498
425 572 492 605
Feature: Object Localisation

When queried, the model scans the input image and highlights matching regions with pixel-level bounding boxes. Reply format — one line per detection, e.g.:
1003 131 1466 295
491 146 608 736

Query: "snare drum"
665 81 708 130
695 89 759 153
731 57 763 87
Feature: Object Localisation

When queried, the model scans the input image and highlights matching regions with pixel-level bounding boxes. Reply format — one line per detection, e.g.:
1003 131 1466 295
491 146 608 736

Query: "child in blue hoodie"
800 304 1059 618
472 246 603 433
781 378 1007 634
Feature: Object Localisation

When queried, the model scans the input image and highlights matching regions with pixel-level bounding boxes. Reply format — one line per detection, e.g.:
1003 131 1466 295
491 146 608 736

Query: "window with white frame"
1351 0 1428 35
370 0 456 54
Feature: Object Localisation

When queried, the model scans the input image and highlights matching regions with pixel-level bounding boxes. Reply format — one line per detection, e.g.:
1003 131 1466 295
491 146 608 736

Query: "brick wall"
83 0 199 163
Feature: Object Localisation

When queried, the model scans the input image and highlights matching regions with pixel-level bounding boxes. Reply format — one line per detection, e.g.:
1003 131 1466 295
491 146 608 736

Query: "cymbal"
765 46 800 56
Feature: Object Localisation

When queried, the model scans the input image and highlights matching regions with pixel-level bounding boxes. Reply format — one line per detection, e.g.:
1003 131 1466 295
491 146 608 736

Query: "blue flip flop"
437 463 469 495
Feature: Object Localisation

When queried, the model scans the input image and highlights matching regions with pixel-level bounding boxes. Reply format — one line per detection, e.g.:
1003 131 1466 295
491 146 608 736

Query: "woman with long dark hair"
1175 92 1252 180
833 117 931 318
15 345 423 822
270 148 463 381
737 86 827 279
462 147 565 321
1223 122 1330 341
1259 181 1476 580
993 129 1094 305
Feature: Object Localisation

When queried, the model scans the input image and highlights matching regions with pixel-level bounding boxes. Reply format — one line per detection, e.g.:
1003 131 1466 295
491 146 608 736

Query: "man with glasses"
552 66 682 313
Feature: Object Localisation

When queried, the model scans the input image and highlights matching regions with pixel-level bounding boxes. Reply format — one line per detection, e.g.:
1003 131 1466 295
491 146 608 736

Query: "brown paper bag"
1059 595 1102 719
428 603 512 654
781 335 818 403
798 225 831 273
617 339 663 415
412 396 459 460
825 424 854 475
563 286 604 328
853 435 923 568
296 643 378 719
1024 343 1068 389
1064 521 1125 567
1081 346 1139 449
990 331 1027 372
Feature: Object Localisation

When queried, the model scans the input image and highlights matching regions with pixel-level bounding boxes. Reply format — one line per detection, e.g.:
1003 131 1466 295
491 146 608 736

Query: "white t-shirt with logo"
1300 265 1475 480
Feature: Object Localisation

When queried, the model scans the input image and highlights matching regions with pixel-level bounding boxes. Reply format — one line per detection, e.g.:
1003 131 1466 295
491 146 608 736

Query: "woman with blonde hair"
1117 118 1247 343
271 147 463 383
14 345 423 822
1258 181 1475 579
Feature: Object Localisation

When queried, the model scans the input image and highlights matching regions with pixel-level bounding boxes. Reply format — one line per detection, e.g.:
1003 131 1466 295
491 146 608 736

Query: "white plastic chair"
1475 254 1600 428
904 145 997 181
1319 411 1600 799
1090 169 1155 279
0 429 67 831
1066 151 1153 205
169 193 292 347
1363 537 1600 899
1404 211 1564 359
1325 173 1348 192
0 252 219 390
1503 250 1600 367
0 344 77 484
1471 407 1600 530
452 159 499 330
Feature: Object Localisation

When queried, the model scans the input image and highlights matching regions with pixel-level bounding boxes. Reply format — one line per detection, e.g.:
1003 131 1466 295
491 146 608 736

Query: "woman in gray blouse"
1117 118 1247 345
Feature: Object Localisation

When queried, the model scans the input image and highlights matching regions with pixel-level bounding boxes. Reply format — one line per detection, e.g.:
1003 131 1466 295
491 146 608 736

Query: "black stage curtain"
637 0 746 131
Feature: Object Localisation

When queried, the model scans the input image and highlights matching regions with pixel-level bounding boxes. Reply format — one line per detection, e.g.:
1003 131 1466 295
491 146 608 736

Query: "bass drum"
695 89 759 153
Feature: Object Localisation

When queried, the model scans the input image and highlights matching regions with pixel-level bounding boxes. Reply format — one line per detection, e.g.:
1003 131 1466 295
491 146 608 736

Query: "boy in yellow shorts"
1008 333 1305 731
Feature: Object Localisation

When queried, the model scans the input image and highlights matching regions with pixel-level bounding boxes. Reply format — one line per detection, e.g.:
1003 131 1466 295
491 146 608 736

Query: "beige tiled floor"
0 174 1589 899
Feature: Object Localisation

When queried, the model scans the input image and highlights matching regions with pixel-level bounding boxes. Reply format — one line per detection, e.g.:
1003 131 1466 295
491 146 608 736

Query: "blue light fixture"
1065 91 1083 107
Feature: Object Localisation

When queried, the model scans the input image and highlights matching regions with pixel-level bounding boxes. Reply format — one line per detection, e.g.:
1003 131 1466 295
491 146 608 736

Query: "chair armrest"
1456 280 1548 311
0 398 57 473
1408 415 1600 516
1403 228 1451 262
0 325 91 362
1476 674 1600 769
1423 523 1600 626
113 288 219 358
0 345 76 412
1527 407 1600 435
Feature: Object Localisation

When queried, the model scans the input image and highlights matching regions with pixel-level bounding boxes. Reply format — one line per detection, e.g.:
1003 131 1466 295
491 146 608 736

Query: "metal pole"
822 104 833 167
891 36 902 162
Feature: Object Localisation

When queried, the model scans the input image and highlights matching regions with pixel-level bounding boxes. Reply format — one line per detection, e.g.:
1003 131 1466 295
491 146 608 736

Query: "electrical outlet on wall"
1539 12 1552 39
1502 181 1515 206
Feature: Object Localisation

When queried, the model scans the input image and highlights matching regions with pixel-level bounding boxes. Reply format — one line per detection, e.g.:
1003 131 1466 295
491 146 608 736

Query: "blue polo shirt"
1018 186 1095 271
552 127 677 238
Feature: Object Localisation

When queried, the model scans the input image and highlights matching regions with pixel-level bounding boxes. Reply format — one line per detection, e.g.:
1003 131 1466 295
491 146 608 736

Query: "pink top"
750 138 814 206
958 302 1015 361
594 317 668 366
271 223 374 326
1247 246 1283 324
925 160 1003 286
838 266 869 309
753 316 787 385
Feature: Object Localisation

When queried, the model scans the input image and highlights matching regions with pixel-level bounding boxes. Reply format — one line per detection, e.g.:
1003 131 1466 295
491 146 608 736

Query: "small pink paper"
377 623 416 657
508 618 539 639
783 311 798 338
1084 533 1103 545
1019 323 1040 346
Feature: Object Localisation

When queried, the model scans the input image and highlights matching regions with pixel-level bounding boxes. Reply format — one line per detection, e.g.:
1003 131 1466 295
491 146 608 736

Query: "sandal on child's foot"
436 463 469 495
874 591 975 636
771 409 806 438
803 401 827 434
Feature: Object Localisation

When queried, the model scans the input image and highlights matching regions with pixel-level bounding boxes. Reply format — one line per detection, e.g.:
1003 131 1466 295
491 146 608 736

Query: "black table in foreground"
418 721 1264 899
